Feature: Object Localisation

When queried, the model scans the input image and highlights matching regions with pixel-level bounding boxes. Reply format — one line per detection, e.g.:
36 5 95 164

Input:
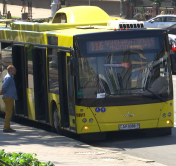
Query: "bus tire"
52 105 62 134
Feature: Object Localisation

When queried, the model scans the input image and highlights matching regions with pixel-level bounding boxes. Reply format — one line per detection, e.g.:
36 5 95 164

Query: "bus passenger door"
33 47 49 123
58 51 75 128
12 45 28 117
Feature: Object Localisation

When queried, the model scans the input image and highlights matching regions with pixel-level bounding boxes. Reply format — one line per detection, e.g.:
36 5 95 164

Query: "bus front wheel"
52 105 62 134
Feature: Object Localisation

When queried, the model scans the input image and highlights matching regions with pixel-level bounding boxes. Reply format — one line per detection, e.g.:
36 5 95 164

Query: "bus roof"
52 6 111 23
0 6 124 32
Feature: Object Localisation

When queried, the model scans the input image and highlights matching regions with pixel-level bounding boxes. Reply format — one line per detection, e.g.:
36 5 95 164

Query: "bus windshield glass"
75 32 172 106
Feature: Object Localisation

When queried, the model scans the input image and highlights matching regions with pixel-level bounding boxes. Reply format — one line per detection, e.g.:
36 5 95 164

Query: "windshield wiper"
144 88 166 102
123 87 166 102
122 88 144 91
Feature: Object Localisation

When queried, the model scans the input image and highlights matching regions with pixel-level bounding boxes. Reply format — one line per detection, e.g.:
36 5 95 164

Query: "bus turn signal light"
166 120 170 125
84 126 89 130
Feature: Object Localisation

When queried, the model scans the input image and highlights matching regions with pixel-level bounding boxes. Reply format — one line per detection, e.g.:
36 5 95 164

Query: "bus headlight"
163 113 166 118
89 119 93 123
168 112 171 117
82 118 87 123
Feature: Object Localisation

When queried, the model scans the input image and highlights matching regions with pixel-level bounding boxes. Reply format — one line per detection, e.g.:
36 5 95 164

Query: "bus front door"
58 52 75 128
12 45 28 117
33 47 49 122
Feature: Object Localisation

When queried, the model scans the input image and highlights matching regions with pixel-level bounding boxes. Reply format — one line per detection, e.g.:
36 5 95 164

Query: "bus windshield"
75 31 172 106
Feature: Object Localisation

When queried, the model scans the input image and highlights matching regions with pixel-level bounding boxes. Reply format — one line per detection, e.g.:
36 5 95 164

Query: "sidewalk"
0 118 165 166
0 3 120 19
0 3 51 18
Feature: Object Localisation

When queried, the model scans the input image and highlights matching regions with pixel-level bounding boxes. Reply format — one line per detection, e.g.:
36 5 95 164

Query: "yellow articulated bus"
0 6 174 140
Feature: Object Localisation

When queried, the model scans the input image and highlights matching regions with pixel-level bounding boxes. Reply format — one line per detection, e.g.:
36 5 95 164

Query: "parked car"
144 15 176 28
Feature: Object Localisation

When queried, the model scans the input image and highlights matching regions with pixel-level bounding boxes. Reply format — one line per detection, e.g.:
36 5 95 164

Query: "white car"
144 15 176 28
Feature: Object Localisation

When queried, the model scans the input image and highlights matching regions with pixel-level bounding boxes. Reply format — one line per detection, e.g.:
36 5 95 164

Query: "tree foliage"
0 149 55 166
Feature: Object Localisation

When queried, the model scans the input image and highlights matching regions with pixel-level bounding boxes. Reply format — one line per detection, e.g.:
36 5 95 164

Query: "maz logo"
123 112 134 117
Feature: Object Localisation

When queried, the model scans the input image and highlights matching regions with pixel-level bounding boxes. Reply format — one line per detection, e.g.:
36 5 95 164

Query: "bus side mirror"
70 58 78 76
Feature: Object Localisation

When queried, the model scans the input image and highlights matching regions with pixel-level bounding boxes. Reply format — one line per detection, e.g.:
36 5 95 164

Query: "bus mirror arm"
70 58 78 76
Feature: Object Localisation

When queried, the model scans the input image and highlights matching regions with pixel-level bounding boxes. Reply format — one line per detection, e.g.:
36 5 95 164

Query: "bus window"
52 13 67 23
12 45 28 116
0 45 12 111
75 33 172 106
33 47 49 122
67 56 75 116
48 48 59 94
0 43 2 82
0 43 2 74
26 45 34 89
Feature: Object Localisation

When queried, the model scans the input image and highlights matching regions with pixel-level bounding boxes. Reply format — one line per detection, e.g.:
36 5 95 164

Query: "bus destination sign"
87 37 159 54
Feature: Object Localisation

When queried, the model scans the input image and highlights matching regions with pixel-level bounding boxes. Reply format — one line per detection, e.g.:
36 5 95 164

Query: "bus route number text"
87 37 159 54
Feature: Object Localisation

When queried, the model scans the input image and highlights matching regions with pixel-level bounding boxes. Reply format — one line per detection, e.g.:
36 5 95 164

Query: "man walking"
0 65 17 132
21 0 26 13
59 0 67 8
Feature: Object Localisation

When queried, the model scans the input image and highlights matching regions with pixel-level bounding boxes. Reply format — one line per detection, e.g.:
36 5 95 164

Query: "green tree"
150 0 164 5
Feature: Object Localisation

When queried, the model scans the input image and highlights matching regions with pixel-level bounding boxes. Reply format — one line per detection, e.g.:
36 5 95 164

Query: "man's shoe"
3 128 16 132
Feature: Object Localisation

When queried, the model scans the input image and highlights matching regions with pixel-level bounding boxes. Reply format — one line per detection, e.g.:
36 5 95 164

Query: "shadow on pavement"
88 127 176 151
0 117 81 148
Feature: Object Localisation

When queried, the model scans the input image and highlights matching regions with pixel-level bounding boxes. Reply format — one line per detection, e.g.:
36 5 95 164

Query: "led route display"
87 37 159 54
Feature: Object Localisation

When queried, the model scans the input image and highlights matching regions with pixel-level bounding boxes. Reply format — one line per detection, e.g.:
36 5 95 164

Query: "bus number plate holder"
119 123 140 130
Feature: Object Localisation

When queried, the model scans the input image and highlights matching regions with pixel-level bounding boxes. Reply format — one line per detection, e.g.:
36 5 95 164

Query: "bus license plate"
119 123 140 130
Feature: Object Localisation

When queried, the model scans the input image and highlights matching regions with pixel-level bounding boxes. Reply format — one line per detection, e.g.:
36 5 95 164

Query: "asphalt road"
88 75 176 166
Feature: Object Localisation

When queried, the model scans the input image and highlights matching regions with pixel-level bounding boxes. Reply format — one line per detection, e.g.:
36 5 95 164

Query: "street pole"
120 0 123 17
51 0 58 17
89 0 90 6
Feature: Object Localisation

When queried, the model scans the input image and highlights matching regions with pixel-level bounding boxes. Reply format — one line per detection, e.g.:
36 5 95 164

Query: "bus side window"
1 45 12 78
26 45 34 89
0 44 12 111
0 43 2 73
48 48 59 94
